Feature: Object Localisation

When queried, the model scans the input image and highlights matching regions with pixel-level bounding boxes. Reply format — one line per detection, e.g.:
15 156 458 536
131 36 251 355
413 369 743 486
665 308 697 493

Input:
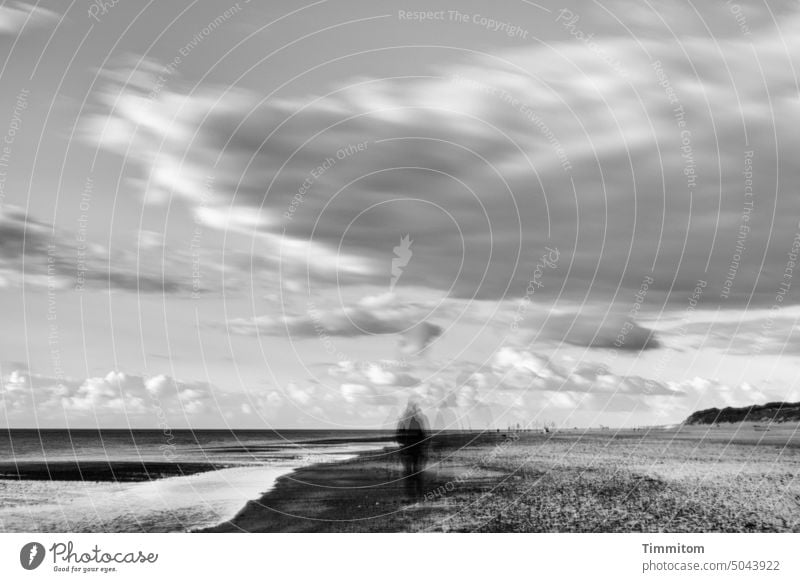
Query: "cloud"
653 306 800 356
84 18 800 307
0 205 52 257
0 369 283 428
398 321 443 355
512 307 660 351
227 292 444 340
486 347 677 396
5 351 778 429
339 383 397 407
0 205 197 294
316 344 792 429
276 380 394 426
328 359 420 388
0 2 58 36
322 347 668 429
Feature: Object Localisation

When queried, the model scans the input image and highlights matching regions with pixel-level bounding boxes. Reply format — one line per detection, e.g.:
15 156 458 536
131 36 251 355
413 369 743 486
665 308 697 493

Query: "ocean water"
0 429 393 532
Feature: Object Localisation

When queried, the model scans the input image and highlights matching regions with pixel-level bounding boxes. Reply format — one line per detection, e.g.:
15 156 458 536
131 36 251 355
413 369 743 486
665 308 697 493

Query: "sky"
1 0 800 429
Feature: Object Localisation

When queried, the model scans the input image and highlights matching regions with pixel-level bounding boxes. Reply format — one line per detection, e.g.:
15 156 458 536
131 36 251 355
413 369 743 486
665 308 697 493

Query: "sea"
0 429 394 532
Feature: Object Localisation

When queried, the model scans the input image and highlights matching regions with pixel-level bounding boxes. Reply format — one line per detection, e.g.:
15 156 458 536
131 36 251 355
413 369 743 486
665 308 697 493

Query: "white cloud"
0 369 282 428
313 345 788 428
3 350 769 428
0 2 58 36
328 359 420 389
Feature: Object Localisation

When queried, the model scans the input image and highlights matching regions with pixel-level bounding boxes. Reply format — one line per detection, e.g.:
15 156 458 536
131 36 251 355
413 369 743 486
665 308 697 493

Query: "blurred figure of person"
395 400 430 497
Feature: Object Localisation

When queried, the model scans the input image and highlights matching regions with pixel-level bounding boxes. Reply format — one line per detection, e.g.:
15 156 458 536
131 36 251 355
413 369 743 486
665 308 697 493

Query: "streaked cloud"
227 292 444 341
514 309 660 351
84 16 800 307
654 306 800 356
0 2 58 36
0 205 196 294
3 0 798 429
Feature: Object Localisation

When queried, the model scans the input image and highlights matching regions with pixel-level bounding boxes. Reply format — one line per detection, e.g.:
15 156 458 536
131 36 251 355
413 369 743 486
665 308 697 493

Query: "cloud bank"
84 16 800 308
0 369 282 428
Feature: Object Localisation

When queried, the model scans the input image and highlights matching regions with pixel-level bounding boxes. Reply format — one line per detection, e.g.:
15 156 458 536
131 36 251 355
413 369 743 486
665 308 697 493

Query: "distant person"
396 401 430 497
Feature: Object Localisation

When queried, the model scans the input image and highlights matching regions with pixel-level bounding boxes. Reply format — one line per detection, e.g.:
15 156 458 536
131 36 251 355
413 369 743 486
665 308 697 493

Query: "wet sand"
203 431 530 532
0 460 226 482
204 425 800 533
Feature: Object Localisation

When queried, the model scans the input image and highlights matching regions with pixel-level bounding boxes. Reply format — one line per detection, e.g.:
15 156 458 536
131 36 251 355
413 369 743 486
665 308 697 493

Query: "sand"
203 425 800 533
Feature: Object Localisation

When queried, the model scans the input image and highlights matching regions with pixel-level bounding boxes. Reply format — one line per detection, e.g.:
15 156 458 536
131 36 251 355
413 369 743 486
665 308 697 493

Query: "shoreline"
0 446 392 532
0 460 229 482
0 437 396 532
201 431 518 533
0 462 312 533
2 424 798 532
203 427 800 533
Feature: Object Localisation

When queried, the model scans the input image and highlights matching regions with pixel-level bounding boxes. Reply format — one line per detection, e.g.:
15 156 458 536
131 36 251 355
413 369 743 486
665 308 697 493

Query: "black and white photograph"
1 0 800 578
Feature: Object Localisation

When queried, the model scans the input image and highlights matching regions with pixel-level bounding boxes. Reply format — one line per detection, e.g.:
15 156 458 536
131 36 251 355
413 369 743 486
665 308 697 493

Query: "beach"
3 426 799 532
0 429 393 532
206 424 800 533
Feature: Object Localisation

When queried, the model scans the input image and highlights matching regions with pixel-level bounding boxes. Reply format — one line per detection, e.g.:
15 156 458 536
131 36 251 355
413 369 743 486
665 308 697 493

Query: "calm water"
0 429 394 532
0 428 395 463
